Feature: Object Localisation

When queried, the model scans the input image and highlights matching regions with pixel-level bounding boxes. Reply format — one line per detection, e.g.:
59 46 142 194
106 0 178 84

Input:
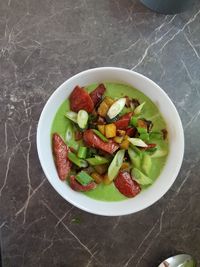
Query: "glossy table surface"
0 0 200 266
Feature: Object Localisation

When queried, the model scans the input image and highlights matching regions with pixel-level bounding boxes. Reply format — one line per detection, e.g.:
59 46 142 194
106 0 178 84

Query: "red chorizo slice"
126 127 137 137
52 133 71 180
114 112 133 130
69 175 96 191
69 86 94 113
83 129 119 154
114 171 141 198
89 84 106 106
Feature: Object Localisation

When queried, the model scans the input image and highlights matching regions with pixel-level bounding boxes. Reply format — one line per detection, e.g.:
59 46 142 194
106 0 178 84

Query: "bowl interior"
37 67 184 216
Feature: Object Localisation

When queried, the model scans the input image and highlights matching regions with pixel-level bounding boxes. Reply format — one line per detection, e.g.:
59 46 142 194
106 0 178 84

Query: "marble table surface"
1 0 200 266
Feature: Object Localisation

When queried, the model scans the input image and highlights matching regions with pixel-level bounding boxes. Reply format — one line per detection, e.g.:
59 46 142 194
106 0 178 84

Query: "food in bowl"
51 82 169 201
37 67 184 216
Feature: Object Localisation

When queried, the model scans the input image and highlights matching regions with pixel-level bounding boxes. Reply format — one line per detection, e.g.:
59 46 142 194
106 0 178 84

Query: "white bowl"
37 67 184 216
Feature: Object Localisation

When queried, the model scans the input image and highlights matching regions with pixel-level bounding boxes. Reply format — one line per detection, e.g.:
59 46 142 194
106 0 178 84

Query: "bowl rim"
37 67 184 216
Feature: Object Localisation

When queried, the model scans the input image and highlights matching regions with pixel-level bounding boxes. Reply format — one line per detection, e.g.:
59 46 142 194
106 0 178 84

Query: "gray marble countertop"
1 0 200 266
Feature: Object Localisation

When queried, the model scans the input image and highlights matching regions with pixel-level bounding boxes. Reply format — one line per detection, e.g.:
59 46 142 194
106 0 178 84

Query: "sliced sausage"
126 127 137 137
52 133 71 180
89 84 106 106
114 171 141 198
69 175 96 191
114 112 133 130
83 129 119 154
69 86 94 113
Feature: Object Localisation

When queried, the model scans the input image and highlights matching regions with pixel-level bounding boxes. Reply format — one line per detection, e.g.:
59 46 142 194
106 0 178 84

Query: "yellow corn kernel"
105 123 116 138
103 174 112 185
120 139 129 149
97 101 109 117
97 125 105 135
124 134 129 140
91 172 102 184
104 96 115 106
120 162 130 171
116 130 126 136
114 136 124 144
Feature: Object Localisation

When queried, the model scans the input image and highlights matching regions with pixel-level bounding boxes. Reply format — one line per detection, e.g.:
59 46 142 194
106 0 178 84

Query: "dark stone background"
0 0 200 266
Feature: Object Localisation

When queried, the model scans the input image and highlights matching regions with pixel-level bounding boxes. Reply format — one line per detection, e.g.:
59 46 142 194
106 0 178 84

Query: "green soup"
51 82 169 201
